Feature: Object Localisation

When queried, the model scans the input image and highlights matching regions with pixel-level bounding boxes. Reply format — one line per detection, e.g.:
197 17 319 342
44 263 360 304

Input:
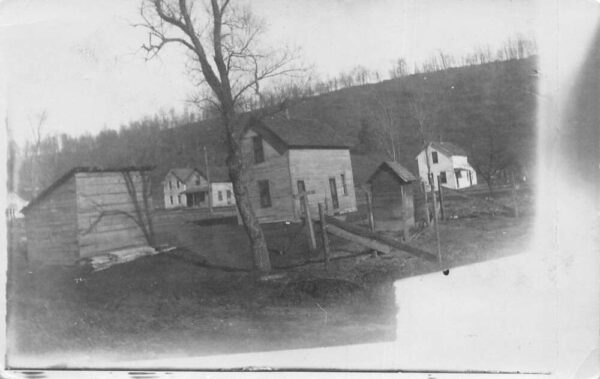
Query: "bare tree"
139 0 302 272
366 89 401 161
27 110 48 197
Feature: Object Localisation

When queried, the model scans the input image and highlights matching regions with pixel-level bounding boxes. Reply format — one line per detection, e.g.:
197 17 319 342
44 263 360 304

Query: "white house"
163 167 235 209
415 141 477 190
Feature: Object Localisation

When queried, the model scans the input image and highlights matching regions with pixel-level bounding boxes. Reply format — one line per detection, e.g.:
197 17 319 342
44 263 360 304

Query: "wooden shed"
367 161 417 233
22 167 154 265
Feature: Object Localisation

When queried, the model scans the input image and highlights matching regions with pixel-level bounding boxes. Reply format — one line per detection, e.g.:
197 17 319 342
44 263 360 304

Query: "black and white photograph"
1 0 599 377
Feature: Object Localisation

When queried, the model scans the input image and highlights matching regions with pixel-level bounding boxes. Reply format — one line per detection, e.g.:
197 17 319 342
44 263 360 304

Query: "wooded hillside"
14 57 537 205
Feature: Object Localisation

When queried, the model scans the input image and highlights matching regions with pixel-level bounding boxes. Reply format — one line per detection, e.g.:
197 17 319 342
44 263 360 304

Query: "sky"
0 0 538 145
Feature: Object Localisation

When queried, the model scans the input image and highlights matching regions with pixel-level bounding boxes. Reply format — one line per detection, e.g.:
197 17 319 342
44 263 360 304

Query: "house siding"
24 176 78 264
75 171 151 258
211 182 235 207
288 149 357 220
242 130 294 223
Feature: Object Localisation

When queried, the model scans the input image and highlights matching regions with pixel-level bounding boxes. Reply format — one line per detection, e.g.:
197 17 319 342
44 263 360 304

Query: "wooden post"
204 146 213 214
365 190 375 233
302 193 317 252
318 203 330 271
422 181 431 227
438 176 445 221
429 174 443 269
511 171 519 218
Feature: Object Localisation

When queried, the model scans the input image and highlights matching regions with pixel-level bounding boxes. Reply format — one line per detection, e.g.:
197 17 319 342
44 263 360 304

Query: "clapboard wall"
24 176 79 264
76 171 150 258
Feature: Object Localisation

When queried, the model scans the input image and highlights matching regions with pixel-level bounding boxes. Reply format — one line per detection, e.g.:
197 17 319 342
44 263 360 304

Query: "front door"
329 177 339 209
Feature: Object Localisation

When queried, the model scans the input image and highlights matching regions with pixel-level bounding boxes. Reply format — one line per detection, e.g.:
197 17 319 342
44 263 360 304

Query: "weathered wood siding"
370 168 415 231
288 149 357 220
242 130 294 223
25 176 79 264
76 171 152 258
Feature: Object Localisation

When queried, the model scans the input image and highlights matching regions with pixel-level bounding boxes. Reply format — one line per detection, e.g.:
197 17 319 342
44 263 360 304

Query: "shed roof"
428 141 468 157
250 115 351 153
22 166 154 213
368 161 417 184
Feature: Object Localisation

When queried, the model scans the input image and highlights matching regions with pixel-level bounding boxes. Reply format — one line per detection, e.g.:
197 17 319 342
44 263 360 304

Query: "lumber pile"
78 245 159 272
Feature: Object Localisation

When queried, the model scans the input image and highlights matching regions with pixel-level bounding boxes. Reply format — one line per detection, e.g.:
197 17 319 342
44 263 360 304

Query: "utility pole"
204 146 213 214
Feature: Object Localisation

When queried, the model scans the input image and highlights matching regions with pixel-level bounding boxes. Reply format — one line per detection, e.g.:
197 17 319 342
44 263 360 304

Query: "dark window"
195 179 200 185
169 181 172 190
176 180 181 189
440 172 447 184
258 180 271 208
253 136 264 164
169 196 173 205
297 180 306 215
226 190 232 203
177 195 181 204
218 191 223 201
432 151 438 164
341 173 348 195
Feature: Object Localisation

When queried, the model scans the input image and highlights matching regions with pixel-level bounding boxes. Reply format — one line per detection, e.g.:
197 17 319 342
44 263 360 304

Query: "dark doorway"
329 177 339 209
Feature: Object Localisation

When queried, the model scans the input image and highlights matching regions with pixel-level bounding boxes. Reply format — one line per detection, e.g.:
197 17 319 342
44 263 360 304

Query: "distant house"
21 167 154 265
367 161 417 233
242 115 357 223
6 191 28 220
415 141 477 190
163 167 234 209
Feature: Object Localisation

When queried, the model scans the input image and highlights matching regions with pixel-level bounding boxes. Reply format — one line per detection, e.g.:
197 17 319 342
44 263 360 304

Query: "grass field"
6 191 534 368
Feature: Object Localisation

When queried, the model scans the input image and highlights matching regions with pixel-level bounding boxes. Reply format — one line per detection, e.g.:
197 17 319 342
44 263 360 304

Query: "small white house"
415 141 477 190
163 167 235 209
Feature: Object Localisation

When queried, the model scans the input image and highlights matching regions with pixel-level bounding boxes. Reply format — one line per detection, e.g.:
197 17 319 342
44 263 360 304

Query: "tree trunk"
225 117 271 272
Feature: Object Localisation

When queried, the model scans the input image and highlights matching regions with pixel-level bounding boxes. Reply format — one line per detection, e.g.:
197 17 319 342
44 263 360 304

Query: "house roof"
428 141 468 157
368 161 417 184
250 115 351 153
168 168 202 183
22 166 154 213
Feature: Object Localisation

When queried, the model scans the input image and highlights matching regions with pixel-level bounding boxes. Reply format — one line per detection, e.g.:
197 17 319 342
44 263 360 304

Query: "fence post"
422 181 431 227
429 174 443 270
438 176 445 221
365 190 375 233
302 193 317 252
318 203 330 271
511 171 519 218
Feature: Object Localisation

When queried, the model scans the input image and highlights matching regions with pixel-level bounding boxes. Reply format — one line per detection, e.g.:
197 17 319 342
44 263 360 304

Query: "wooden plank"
324 216 437 262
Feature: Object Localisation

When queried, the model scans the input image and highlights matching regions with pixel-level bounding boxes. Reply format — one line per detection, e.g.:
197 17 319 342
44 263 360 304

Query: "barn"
367 161 417 234
22 167 155 265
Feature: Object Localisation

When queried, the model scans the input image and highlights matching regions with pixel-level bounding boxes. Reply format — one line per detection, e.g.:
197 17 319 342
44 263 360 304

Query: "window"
440 171 447 184
341 173 348 195
226 190 232 204
455 170 462 178
169 181 173 190
253 136 265 163
195 179 200 185
218 191 223 201
176 180 181 189
432 151 438 164
169 196 173 205
258 180 271 208
177 195 181 204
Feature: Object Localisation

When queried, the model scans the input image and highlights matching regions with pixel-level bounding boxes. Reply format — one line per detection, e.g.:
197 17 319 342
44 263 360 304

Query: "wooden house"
22 167 154 265
163 167 234 209
367 161 417 232
242 115 357 223
416 141 477 190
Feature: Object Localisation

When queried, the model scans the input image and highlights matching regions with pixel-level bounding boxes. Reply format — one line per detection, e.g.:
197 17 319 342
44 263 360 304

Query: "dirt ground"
6 190 534 367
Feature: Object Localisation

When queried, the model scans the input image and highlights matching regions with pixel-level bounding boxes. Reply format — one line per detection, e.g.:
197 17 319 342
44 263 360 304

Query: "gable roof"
22 166 154 213
250 115 351 153
167 168 203 183
428 141 468 157
368 161 417 184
